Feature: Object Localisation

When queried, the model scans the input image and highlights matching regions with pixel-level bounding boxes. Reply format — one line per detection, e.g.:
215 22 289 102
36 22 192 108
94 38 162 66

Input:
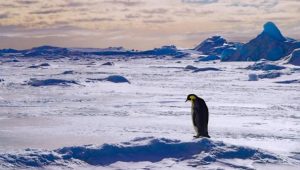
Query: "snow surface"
0 56 299 169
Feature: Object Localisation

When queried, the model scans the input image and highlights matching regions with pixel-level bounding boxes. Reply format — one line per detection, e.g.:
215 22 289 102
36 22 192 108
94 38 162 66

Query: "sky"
0 0 299 50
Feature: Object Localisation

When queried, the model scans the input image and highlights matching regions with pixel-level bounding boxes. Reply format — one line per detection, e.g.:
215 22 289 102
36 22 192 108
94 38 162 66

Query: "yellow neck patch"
190 96 196 100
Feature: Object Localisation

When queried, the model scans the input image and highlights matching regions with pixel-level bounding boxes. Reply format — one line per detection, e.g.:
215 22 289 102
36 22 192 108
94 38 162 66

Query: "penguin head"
186 94 197 102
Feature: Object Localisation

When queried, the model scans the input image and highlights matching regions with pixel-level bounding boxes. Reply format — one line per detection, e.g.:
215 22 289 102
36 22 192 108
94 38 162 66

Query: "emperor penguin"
186 94 210 138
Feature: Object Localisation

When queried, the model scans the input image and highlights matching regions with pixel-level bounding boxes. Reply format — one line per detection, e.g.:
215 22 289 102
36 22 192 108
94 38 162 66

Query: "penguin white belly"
191 106 198 133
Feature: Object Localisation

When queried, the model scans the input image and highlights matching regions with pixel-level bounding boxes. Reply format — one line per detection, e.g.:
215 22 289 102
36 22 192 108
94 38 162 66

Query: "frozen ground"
0 56 299 169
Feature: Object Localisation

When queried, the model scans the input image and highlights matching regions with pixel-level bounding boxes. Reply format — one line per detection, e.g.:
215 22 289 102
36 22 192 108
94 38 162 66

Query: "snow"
0 56 300 169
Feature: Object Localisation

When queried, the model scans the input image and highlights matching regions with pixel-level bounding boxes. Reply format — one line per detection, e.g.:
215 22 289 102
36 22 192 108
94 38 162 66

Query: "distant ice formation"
221 22 300 61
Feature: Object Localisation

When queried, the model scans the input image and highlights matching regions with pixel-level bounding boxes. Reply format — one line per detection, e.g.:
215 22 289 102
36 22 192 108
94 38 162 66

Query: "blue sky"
0 0 299 49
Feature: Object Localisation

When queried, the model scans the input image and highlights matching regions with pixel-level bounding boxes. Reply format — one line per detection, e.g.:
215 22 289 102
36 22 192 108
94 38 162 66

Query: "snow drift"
27 78 78 87
86 75 130 83
0 138 282 168
246 61 286 71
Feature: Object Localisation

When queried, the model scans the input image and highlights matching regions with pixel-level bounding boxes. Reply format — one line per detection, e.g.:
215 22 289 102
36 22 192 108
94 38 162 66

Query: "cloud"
74 17 115 22
216 19 243 23
125 14 140 19
30 9 66 15
15 0 38 5
0 3 18 8
59 1 97 8
104 0 143 6
140 8 168 14
143 18 174 24
173 8 214 16
230 0 278 9
181 0 219 4
0 13 10 19
0 0 300 50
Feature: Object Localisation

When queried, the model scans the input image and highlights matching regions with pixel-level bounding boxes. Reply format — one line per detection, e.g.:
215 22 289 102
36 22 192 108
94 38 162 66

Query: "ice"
263 22 286 41
287 48 300 66
194 36 240 57
221 22 299 61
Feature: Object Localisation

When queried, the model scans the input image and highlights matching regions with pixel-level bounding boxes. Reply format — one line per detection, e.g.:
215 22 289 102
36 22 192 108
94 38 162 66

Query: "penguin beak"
185 99 189 102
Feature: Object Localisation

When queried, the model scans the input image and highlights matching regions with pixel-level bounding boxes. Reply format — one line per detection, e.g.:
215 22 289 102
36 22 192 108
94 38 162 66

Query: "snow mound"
184 65 198 70
246 62 286 71
102 62 114 66
87 75 130 84
193 67 221 72
28 63 50 68
276 79 300 84
0 138 282 168
3 58 20 63
27 78 78 87
61 70 75 75
248 74 258 81
258 72 282 79
104 75 130 83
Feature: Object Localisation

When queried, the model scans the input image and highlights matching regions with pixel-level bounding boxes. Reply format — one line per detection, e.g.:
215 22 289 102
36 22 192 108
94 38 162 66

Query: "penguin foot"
194 135 210 138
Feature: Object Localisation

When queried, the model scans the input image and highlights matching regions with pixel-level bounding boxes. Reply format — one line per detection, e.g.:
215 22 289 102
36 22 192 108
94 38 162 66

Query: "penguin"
186 94 210 138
